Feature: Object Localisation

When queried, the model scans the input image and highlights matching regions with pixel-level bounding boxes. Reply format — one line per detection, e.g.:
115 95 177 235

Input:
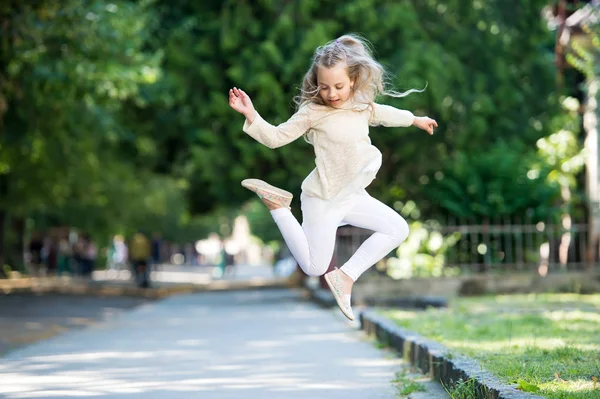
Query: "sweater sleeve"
243 105 312 149
369 103 414 127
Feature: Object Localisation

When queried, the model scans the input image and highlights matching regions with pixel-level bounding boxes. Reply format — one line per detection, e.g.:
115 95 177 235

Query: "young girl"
228 34 437 321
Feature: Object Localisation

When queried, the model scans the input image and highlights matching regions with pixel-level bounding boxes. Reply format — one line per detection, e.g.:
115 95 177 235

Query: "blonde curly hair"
294 33 422 109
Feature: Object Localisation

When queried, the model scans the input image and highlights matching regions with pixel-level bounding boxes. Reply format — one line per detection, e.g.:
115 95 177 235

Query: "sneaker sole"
241 178 293 199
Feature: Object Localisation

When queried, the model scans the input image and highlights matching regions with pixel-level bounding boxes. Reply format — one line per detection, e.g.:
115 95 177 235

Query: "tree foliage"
566 20 600 79
0 0 585 269
135 0 563 218
0 0 189 269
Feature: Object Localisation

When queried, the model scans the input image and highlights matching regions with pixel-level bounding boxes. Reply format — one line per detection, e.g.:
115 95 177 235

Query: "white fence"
334 216 599 274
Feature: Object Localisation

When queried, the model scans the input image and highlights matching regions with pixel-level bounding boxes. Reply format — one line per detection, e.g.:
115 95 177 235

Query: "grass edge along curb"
360 309 546 399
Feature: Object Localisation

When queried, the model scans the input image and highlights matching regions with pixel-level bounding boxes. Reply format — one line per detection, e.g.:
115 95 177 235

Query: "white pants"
270 190 409 281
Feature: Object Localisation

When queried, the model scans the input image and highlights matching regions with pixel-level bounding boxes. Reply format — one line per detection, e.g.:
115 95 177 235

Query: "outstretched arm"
370 103 437 135
229 87 311 149
229 87 257 123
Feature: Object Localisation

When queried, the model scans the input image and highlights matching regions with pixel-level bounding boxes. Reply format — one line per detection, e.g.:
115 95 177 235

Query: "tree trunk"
584 77 599 268
0 209 5 278
0 173 7 278
559 185 571 270
7 216 25 274
555 0 567 87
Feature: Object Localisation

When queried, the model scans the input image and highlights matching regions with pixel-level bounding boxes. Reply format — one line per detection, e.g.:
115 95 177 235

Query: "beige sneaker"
241 179 293 209
324 268 355 321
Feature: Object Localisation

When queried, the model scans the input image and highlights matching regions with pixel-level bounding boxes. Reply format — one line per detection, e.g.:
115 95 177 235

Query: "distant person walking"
130 231 151 288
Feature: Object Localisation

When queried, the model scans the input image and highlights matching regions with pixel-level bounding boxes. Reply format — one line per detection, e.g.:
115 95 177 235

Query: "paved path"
0 295 152 356
0 289 448 399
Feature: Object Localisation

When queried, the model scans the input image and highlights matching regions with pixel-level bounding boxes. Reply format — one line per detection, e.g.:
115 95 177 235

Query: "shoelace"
330 272 351 310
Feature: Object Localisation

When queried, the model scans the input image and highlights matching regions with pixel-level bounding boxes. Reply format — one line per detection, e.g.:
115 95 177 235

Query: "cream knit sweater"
243 100 414 200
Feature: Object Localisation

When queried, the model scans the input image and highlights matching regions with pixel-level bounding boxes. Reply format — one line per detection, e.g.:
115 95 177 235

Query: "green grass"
392 370 427 396
380 293 600 399
443 377 489 399
367 335 429 397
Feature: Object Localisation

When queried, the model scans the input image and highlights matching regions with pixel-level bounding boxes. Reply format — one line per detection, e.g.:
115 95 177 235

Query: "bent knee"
303 268 324 277
391 216 409 244
303 257 331 277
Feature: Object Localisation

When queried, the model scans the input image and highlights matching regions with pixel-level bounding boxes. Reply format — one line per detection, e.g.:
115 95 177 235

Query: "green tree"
424 141 561 221
137 0 562 234
0 0 575 271
0 0 163 271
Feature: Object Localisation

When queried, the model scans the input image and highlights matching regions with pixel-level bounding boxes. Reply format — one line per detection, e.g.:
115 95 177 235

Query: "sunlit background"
0 1 599 398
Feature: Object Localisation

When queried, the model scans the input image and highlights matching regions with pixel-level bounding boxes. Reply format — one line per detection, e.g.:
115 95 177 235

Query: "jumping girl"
228 34 437 320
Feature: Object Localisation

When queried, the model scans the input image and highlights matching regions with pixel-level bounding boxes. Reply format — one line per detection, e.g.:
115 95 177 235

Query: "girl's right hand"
229 87 256 122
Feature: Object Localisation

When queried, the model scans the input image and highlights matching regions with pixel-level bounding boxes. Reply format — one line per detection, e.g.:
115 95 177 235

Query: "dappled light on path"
0 290 403 398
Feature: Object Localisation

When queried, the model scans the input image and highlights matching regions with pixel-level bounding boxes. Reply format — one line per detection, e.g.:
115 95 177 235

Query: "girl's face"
317 63 354 108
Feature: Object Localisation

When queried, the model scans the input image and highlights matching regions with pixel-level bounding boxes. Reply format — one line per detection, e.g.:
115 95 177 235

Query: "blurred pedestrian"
28 231 44 277
57 235 73 276
83 234 97 278
107 235 128 277
151 232 162 269
130 231 151 288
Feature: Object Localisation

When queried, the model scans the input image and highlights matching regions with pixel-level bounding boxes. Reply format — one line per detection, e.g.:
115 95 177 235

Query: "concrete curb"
0 277 292 299
360 310 546 399
307 285 448 309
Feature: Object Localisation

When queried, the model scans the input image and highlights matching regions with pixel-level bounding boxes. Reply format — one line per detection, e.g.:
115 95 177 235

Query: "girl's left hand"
413 116 438 135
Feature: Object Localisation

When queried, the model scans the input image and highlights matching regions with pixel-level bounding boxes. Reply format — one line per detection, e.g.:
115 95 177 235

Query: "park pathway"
0 289 448 398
